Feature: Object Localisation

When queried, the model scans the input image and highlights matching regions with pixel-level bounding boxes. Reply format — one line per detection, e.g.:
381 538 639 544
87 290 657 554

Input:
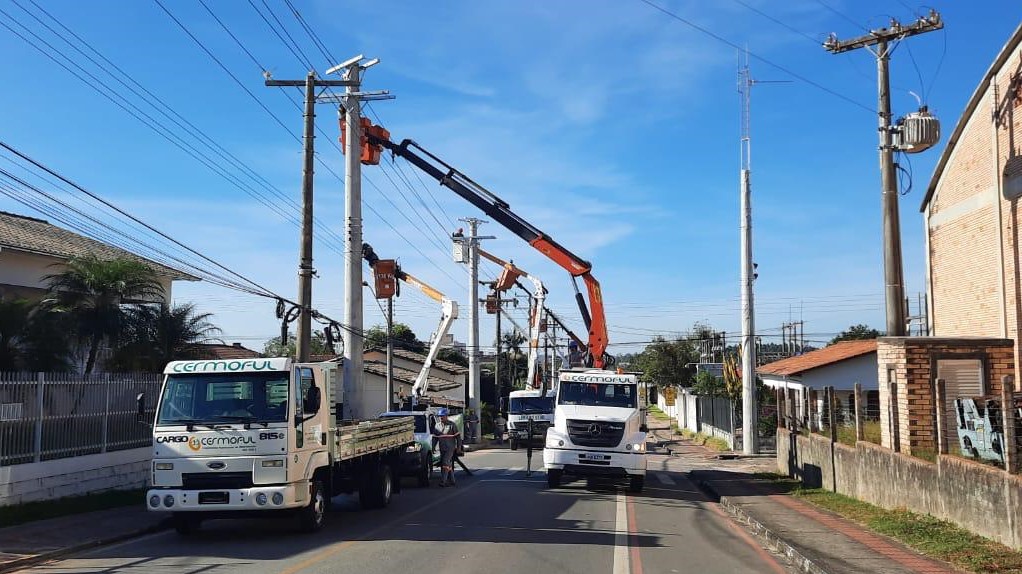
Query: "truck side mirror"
303 385 322 414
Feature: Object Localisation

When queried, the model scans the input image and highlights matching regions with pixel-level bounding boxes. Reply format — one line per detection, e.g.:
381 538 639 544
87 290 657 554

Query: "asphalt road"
16 449 790 574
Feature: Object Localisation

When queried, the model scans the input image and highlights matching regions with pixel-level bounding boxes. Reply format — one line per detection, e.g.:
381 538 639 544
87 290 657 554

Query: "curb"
0 519 170 574
695 479 830 574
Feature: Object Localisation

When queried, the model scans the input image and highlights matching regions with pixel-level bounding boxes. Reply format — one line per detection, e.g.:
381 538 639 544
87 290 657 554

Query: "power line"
635 0 874 113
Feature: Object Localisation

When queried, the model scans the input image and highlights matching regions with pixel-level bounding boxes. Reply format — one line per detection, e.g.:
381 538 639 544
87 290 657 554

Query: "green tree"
363 323 425 353
634 336 699 388
830 324 882 345
263 330 335 358
43 255 164 374
109 303 222 371
21 306 74 372
436 347 468 367
691 369 725 397
0 298 31 370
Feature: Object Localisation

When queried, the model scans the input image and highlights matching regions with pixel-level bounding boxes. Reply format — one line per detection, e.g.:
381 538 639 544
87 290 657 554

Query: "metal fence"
0 372 161 466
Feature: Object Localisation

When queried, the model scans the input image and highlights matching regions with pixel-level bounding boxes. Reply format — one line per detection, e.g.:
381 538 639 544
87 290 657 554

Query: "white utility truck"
506 389 555 450
543 369 648 492
140 358 414 534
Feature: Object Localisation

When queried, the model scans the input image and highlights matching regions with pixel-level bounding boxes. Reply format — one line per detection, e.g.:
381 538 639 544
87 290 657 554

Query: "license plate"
581 453 605 461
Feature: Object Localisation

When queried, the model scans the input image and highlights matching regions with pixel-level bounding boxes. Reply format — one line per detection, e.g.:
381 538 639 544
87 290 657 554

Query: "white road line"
501 467 523 475
613 492 630 574
655 472 677 486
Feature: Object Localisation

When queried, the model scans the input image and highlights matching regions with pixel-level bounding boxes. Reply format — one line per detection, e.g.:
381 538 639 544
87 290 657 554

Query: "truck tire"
298 480 326 533
628 475 645 493
546 469 562 489
360 464 393 509
417 453 431 487
172 514 202 536
510 437 519 451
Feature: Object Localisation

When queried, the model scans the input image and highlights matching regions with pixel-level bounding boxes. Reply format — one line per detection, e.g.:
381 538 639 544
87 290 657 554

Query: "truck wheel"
418 454 432 487
628 475 645 493
173 514 202 536
510 438 519 451
360 464 393 509
547 469 562 489
298 481 326 533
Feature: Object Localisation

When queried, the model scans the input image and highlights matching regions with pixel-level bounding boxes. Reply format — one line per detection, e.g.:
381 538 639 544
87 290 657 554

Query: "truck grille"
511 420 550 433
182 472 253 490
566 420 625 448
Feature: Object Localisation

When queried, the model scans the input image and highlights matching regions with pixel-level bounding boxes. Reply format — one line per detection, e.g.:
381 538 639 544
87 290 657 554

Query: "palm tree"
44 255 164 374
110 303 221 372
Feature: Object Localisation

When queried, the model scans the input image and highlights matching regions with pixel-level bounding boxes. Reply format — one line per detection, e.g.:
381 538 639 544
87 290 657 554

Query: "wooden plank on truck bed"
334 417 414 460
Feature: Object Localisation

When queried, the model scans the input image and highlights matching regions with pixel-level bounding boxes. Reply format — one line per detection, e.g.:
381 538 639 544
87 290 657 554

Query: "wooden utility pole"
825 12 943 337
265 71 355 362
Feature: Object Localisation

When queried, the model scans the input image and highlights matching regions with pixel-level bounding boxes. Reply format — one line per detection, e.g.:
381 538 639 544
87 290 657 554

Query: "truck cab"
506 389 555 450
543 369 648 492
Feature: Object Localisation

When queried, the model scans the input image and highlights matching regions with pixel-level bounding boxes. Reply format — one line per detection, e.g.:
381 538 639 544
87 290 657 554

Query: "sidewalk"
690 468 959 574
0 505 167 573
642 415 959 573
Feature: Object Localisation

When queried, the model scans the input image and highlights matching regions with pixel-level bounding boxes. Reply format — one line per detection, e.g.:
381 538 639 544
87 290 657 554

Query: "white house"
0 211 196 302
759 340 879 427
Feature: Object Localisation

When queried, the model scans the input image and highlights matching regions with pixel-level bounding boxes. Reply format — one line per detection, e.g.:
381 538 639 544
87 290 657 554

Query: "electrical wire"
635 0 874 114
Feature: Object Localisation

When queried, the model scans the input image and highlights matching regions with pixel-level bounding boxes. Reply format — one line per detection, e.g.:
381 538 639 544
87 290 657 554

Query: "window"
156 373 288 425
937 358 985 443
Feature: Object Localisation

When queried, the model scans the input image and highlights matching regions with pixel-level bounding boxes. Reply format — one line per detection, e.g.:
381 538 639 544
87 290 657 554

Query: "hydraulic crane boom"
363 243 459 403
362 131 611 368
479 248 545 389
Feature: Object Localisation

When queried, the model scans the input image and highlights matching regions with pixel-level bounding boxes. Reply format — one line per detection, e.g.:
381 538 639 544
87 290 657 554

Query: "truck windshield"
509 396 554 415
558 382 636 408
156 373 289 425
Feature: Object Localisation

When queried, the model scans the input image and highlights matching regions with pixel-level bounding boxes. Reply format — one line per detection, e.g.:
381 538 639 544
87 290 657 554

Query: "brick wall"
877 337 1014 455
927 44 1022 371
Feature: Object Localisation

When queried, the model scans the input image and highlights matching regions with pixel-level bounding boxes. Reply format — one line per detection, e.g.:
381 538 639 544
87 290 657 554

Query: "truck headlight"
155 462 174 470
256 493 268 506
149 495 161 508
163 495 175 508
272 492 284 505
261 459 284 468
406 442 422 452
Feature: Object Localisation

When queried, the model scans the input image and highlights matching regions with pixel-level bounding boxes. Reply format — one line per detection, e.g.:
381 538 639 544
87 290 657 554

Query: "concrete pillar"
1001 375 1017 474
935 378 948 456
854 382 864 442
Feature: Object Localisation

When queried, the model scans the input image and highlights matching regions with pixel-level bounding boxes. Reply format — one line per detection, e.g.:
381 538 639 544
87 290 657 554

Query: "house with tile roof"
0 211 197 302
195 342 261 360
758 340 879 428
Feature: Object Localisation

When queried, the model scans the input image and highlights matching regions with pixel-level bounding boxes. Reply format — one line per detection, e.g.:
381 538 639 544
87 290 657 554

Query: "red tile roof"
757 340 877 377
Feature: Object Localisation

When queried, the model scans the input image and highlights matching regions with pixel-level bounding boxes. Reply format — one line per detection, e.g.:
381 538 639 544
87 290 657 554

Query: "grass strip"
794 488 1022 573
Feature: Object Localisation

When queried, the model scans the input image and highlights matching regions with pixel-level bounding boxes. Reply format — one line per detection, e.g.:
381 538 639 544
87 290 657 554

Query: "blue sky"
0 0 1018 354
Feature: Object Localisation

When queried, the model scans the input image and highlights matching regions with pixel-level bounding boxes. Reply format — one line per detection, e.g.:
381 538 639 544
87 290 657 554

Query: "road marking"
627 493 644 574
613 492 630 574
654 472 676 486
472 468 491 476
501 467 523 475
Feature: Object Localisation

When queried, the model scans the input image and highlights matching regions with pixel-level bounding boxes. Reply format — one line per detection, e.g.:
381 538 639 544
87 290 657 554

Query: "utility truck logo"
187 436 257 451
588 423 602 437
156 435 188 444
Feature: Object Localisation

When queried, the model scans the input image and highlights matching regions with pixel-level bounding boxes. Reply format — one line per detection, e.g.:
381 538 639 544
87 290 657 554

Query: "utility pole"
386 296 394 410
458 218 494 443
825 12 943 337
739 55 758 455
265 71 355 362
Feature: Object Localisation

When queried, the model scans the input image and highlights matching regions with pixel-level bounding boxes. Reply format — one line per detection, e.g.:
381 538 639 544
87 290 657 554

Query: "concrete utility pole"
825 12 943 337
458 218 494 443
265 71 355 362
386 296 394 410
739 58 758 455
320 55 390 418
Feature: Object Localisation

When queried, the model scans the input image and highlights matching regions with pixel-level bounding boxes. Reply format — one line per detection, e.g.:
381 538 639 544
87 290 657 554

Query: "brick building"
921 24 1022 371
